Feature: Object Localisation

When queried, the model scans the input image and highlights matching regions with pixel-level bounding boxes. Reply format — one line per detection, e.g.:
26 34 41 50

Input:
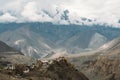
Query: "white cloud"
21 1 53 22
0 0 120 27
0 13 17 22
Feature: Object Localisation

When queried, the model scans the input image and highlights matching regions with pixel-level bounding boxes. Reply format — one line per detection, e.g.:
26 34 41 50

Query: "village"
0 57 71 77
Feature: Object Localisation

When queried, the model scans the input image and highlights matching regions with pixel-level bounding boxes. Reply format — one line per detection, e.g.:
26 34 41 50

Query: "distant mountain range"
0 23 120 58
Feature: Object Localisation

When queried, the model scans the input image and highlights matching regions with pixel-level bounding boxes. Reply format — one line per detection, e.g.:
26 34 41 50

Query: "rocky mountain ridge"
68 37 120 80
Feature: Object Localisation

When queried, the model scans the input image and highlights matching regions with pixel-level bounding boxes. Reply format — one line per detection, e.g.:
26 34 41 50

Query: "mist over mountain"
1 0 120 27
0 23 120 58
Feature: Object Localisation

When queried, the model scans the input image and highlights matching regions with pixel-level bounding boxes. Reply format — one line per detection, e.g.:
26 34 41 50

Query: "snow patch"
14 39 25 45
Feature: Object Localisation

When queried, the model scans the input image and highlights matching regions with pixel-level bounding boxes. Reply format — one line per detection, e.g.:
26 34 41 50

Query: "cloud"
21 1 53 22
0 0 120 27
0 13 17 22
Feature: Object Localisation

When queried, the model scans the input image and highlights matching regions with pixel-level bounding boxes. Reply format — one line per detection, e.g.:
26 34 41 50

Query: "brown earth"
0 57 89 80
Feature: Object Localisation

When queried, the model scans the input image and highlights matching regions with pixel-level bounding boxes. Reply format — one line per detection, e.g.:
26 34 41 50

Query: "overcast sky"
0 0 120 27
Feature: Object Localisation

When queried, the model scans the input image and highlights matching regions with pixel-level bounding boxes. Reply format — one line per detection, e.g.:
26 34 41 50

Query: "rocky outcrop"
0 57 89 80
82 55 120 80
0 73 27 80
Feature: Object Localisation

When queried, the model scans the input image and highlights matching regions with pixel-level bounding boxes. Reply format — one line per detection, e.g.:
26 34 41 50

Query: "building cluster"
2 57 67 76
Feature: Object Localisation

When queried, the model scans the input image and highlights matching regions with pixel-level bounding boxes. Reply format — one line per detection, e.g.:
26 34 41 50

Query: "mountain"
0 40 23 55
0 23 120 58
0 27 52 58
88 33 107 49
83 41 120 80
0 41 34 64
99 37 120 57
67 37 120 80
99 37 120 52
